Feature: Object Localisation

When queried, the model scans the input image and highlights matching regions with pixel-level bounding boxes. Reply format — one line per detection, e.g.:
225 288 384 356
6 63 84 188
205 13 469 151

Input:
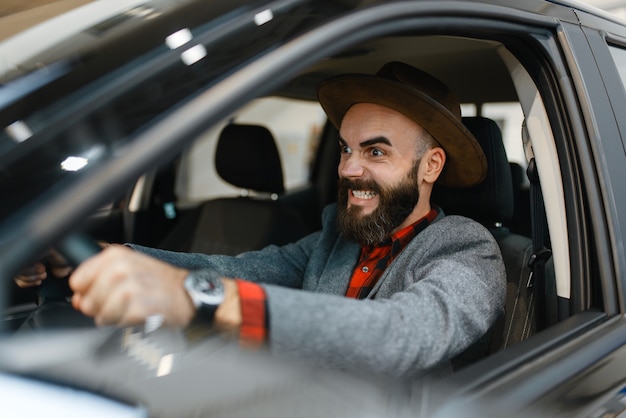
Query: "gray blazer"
132 205 506 378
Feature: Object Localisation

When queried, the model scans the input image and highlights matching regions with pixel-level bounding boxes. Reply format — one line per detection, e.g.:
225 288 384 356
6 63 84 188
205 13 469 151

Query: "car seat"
432 116 536 368
158 124 312 255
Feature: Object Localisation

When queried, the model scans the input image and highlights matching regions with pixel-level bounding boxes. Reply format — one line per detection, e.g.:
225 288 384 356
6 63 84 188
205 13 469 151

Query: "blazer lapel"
316 239 360 296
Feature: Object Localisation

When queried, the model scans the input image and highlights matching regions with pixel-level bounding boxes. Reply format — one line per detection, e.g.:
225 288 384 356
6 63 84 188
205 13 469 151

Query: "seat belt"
522 121 552 331
525 158 552 331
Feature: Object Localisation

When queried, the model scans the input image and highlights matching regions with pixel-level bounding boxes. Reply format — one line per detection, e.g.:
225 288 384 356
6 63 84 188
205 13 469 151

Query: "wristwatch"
183 268 225 324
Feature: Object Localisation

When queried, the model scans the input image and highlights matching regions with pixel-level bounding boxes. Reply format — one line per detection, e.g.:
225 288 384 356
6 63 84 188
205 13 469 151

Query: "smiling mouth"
351 190 378 200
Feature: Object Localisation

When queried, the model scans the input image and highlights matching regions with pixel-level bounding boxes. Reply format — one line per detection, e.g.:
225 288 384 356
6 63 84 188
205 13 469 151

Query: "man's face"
337 161 420 246
336 103 429 245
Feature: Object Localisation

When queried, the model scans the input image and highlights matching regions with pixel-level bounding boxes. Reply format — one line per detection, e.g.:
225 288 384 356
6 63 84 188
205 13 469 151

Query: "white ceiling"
584 0 626 6
579 0 626 20
1 0 625 42
0 0 92 41
580 0 626 10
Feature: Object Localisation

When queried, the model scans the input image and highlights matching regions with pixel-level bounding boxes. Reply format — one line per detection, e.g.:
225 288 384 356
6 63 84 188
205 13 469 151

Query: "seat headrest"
215 124 284 194
432 116 514 225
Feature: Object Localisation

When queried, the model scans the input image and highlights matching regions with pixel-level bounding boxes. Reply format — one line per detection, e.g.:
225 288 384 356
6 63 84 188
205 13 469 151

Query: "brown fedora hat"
317 62 487 187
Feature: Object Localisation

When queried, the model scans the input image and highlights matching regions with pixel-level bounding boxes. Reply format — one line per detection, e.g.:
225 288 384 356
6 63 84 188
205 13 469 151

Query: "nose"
339 155 364 178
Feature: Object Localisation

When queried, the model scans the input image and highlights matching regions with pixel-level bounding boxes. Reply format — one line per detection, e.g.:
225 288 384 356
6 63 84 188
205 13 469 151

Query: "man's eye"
340 145 352 154
370 148 384 156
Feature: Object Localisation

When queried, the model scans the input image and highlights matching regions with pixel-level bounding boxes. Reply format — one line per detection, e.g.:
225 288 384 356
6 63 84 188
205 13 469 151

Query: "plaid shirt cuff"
235 279 268 347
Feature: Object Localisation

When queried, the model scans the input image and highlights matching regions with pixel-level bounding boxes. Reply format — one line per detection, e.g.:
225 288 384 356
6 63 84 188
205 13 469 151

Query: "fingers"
14 262 47 288
71 267 115 320
94 290 158 327
46 249 72 277
46 249 70 267
69 244 127 293
69 245 131 316
14 248 75 288
69 246 195 328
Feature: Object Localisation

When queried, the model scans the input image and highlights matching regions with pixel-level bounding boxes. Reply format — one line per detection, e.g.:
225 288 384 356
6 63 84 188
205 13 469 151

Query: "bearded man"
20 62 506 378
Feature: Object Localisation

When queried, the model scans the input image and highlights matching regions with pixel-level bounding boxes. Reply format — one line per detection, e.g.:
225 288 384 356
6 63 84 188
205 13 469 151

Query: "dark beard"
336 163 420 246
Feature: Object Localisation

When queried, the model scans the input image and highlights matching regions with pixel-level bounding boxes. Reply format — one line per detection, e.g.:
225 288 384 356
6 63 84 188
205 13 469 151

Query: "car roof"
0 0 620 82
277 35 515 104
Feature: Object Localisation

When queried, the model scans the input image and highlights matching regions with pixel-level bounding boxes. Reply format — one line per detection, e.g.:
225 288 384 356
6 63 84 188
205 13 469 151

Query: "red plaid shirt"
236 209 438 345
346 209 438 299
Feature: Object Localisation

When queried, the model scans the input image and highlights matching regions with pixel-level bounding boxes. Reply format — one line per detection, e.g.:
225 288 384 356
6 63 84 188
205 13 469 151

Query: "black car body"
1 0 626 416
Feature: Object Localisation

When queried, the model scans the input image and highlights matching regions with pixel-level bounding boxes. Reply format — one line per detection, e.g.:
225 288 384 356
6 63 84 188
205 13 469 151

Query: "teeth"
352 190 377 199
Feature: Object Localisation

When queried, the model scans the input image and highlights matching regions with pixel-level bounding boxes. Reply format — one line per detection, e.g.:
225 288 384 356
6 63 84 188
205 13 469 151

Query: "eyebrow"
339 136 392 148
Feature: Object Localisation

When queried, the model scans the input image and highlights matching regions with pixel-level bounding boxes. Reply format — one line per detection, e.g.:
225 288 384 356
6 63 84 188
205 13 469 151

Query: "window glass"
608 45 626 94
176 97 326 205
482 102 526 172
0 1 321 221
462 102 526 171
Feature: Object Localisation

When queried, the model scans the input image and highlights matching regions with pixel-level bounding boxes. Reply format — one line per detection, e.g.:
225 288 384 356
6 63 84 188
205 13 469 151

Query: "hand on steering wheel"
17 234 102 330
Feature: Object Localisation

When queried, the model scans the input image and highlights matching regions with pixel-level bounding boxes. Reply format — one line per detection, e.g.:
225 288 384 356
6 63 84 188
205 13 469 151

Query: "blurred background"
1 0 626 42
0 0 91 41
585 0 626 18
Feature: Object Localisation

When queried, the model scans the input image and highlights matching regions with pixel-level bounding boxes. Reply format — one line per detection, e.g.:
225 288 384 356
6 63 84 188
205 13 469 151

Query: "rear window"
175 97 326 206
608 44 626 95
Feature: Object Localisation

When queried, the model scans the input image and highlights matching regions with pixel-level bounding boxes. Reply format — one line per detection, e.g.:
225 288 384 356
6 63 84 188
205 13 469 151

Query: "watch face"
187 269 224 306
192 274 218 292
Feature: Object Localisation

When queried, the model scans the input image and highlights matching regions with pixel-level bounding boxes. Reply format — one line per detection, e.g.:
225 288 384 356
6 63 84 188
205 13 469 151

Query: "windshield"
0 0 343 281
0 0 325 222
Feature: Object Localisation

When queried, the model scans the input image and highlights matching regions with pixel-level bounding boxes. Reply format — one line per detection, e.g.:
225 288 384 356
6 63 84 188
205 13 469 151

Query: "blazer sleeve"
129 204 340 288
129 230 322 289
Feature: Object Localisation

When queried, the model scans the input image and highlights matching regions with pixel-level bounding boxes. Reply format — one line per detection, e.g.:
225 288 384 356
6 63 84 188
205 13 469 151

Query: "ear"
421 147 446 185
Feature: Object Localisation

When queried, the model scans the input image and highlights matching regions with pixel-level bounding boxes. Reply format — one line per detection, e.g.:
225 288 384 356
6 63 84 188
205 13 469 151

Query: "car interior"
5 28 581 375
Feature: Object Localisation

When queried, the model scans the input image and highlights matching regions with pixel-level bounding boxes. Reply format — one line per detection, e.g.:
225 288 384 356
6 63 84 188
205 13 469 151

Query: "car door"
442 4 626 417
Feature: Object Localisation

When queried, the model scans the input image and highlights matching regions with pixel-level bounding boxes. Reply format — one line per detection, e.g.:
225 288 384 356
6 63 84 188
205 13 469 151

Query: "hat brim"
317 74 487 187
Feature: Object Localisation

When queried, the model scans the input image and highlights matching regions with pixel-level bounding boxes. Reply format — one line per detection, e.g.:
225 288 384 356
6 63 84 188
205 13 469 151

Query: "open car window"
1 0 598 358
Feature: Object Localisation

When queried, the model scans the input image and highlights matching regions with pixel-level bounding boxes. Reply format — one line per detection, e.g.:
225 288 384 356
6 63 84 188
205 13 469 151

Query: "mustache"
338 178 382 194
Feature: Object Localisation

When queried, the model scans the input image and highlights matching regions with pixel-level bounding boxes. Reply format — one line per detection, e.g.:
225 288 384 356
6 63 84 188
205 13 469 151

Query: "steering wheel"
56 233 103 267
22 234 102 330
